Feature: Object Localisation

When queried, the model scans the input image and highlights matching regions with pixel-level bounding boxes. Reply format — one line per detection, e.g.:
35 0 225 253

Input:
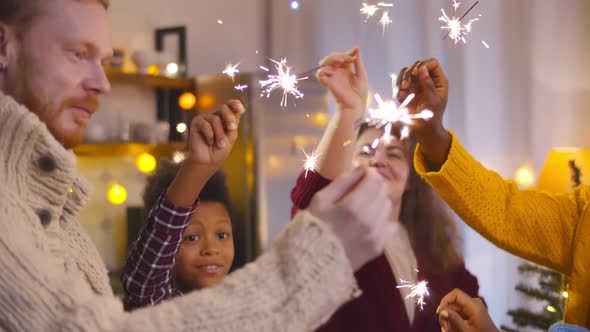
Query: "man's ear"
0 22 16 69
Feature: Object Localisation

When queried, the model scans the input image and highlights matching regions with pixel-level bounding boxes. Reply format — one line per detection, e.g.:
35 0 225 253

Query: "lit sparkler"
234 84 248 91
222 62 240 80
259 58 308 107
360 2 394 30
303 149 321 178
440 1 481 44
379 11 393 31
359 74 433 140
397 280 430 310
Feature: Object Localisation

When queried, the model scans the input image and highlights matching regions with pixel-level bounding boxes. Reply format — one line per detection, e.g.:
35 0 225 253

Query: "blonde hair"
0 0 109 31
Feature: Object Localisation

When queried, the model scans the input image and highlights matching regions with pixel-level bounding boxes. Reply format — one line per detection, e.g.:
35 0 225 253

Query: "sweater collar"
0 92 90 215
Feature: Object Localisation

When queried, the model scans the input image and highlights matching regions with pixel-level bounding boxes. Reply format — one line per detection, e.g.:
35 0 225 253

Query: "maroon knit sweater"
290 171 481 332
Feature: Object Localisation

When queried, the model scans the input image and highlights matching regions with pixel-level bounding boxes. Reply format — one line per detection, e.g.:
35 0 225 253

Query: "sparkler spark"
360 74 434 140
379 11 393 31
440 1 481 44
481 40 490 48
360 2 394 30
259 58 308 107
360 3 379 20
234 84 248 91
439 8 479 44
222 62 240 80
397 280 430 310
303 149 321 178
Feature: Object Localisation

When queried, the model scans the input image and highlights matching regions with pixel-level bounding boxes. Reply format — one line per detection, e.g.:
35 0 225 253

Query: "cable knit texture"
414 131 590 329
0 92 359 331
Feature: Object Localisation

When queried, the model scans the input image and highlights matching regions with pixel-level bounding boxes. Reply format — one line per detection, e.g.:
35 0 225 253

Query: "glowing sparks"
222 62 240 80
361 74 433 140
360 2 394 30
481 40 490 48
259 58 308 107
360 3 380 20
440 1 481 44
303 149 321 178
379 11 393 31
397 280 430 310
234 84 248 91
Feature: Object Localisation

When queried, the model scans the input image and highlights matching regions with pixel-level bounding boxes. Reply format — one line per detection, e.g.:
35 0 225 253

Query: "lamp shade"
536 148 590 193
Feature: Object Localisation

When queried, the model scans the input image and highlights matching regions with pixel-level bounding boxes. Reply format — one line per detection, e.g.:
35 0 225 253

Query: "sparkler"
440 1 480 44
397 280 430 310
302 149 321 178
360 75 433 139
222 62 240 80
234 84 248 91
259 58 308 107
360 2 394 30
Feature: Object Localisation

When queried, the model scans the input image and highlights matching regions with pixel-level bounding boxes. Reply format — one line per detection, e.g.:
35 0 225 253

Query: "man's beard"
8 57 99 149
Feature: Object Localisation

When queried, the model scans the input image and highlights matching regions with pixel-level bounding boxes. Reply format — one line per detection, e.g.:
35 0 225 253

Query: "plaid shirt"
122 192 198 311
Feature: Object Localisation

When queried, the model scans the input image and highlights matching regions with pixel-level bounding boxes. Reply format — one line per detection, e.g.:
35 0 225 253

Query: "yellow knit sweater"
415 131 590 328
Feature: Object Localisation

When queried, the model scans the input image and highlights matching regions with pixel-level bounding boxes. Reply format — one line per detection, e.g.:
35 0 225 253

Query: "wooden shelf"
105 69 194 90
74 142 186 157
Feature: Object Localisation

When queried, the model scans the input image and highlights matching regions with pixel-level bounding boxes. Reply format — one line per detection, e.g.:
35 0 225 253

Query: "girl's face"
353 127 411 202
172 201 234 292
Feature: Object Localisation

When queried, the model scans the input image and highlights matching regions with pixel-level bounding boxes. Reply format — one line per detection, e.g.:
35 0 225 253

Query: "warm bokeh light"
165 62 179 76
147 64 159 76
136 153 157 174
515 166 535 188
176 122 188 134
178 92 197 110
107 183 128 205
198 93 216 110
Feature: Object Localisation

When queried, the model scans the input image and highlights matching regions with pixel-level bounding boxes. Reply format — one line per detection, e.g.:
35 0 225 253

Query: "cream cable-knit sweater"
0 92 359 332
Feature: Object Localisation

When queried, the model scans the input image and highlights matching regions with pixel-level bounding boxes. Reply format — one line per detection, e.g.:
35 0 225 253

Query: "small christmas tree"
500 160 581 331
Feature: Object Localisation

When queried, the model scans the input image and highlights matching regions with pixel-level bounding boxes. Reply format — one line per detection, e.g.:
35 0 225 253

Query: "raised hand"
308 166 393 271
187 99 245 171
396 58 452 171
316 47 369 119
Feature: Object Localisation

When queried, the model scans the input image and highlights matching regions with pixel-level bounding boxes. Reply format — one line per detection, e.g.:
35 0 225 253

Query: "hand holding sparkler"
188 100 245 168
316 47 369 118
166 100 245 207
437 289 499 332
396 58 451 171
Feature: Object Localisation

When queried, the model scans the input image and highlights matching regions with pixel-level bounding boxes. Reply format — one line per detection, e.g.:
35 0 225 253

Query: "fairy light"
222 62 240 80
547 305 557 313
259 58 308 107
397 280 430 310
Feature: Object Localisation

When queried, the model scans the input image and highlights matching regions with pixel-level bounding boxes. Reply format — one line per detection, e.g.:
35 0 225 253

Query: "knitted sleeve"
0 197 358 332
414 131 589 274
290 171 332 219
